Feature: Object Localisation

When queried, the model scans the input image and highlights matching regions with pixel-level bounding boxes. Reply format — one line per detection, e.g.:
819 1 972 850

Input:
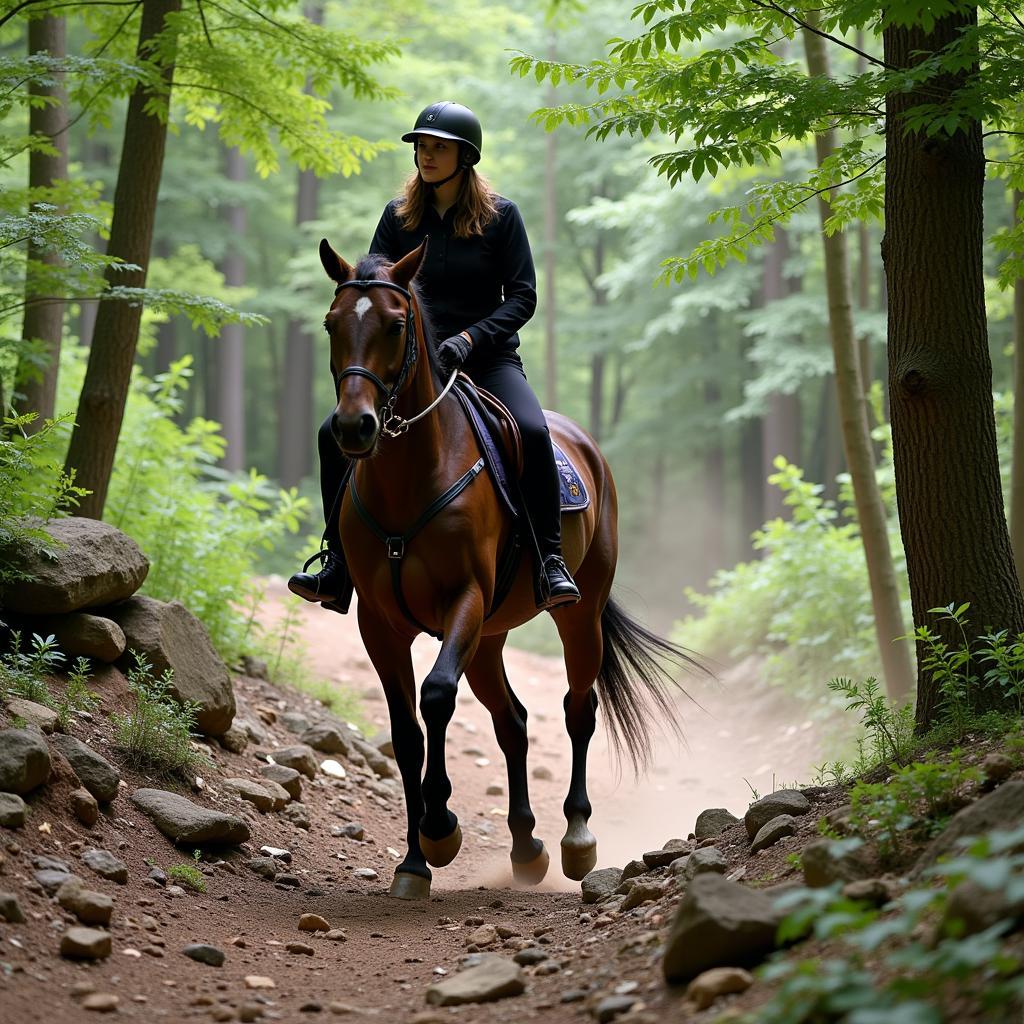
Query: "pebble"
0 890 25 923
245 976 276 989
82 993 119 1013
299 913 330 932
532 765 553 781
83 848 129 884
148 866 168 886
182 943 225 967
71 788 99 828
325 929 348 942
238 1005 264 1022
300 1002 323 1013
0 792 26 828
276 874 301 888
321 760 347 779
593 995 638 1022
486 784 504 796
247 857 278 880
260 846 292 862
353 868 378 881
287 941 315 956
560 990 588 1003
469 924 498 947
513 947 548 966
686 966 755 1010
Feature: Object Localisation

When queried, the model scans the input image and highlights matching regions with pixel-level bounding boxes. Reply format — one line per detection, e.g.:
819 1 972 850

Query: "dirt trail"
1 583 828 1023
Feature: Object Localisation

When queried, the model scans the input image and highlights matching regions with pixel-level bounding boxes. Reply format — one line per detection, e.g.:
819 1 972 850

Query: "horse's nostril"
357 412 378 443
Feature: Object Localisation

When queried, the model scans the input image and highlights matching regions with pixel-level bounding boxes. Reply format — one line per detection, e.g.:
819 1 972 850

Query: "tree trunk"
217 145 246 472
278 165 320 486
804 20 915 703
64 0 181 519
543 32 558 411
1010 189 1024 583
703 312 724 576
883 9 1024 725
589 232 607 441
18 14 68 428
760 230 801 518
857 222 873 388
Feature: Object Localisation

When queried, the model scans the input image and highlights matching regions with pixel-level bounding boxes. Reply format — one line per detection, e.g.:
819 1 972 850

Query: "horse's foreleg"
417 589 485 868
357 606 430 899
465 634 549 885
556 605 605 882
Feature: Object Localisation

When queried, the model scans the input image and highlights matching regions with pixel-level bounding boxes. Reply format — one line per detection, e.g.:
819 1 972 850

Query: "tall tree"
18 13 68 428
64 0 181 518
804 20 914 702
883 7 1024 723
1010 190 1024 582
217 145 246 472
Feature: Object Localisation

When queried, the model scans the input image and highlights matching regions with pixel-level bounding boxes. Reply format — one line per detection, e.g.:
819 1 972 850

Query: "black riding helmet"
402 101 482 167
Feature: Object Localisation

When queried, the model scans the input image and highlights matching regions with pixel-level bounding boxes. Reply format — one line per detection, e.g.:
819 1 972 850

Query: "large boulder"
39 612 126 663
0 729 50 794
105 596 234 736
50 734 120 803
131 788 250 846
662 874 782 983
0 518 148 614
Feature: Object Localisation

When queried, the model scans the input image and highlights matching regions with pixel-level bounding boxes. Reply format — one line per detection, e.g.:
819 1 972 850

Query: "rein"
333 279 456 438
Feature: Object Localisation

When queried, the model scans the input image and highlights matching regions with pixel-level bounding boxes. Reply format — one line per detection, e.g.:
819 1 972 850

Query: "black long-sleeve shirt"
368 195 537 368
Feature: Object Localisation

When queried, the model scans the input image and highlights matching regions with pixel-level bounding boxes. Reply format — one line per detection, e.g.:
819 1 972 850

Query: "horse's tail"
596 595 705 775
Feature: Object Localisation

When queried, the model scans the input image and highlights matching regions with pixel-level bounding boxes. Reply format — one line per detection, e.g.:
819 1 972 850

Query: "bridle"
332 279 456 439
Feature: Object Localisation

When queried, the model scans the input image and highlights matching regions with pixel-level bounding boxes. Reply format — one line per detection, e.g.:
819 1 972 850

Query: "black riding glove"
436 334 473 376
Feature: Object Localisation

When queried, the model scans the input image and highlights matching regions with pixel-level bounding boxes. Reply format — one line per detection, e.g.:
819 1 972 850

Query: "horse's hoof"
389 871 431 901
512 843 550 886
419 824 463 867
560 837 598 881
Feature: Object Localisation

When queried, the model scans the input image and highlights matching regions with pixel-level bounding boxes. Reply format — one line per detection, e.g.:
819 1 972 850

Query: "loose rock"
260 779 291 811
662 875 782 983
61 926 112 960
513 948 549 966
272 745 319 780
258 763 301 800
224 778 276 813
283 802 311 830
694 808 740 843
5 698 58 733
354 868 378 881
0 791 27 828
0 728 50 794
219 726 249 755
287 941 315 956
802 839 871 888
532 765 553 781
247 857 278 880
82 993 120 1014
684 846 728 880
744 790 811 839
182 943 225 967
0 890 25 923
83 848 128 884
51 734 120 803
132 788 250 846
469 924 498 947
300 723 351 756
581 867 623 904
45 612 126 662
620 860 647 882
245 976 276 989
57 879 113 926
686 966 754 1010
751 814 798 853
593 995 637 1022
643 839 689 868
71 788 99 827
299 913 330 932
425 955 525 1006
622 880 666 911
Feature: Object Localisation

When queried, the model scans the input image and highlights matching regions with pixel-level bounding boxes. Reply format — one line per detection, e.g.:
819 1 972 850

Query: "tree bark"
1010 189 1024 583
883 9 1024 725
64 0 181 519
804 20 915 703
18 14 69 428
217 145 246 472
760 230 801 519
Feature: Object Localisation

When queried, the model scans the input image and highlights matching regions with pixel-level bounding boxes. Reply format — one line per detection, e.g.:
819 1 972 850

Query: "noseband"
333 279 457 439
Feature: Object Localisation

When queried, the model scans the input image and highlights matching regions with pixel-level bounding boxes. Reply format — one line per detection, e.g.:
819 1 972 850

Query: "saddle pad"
554 442 590 513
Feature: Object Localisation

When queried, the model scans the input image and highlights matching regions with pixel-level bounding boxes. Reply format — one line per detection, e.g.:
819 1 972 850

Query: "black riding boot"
287 413 354 614
287 545 353 614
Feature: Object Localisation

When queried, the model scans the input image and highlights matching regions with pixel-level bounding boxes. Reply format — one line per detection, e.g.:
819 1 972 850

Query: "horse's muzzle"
332 409 379 458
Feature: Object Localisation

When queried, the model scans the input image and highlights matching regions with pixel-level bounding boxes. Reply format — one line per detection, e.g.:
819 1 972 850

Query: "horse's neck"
355 361 465 511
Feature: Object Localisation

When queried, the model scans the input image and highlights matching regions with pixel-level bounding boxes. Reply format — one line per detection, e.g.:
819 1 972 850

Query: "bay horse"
320 237 694 900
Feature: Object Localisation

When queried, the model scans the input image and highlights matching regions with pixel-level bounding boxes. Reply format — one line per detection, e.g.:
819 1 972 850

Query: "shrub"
675 456 912 708
166 851 206 893
0 630 64 704
111 650 208 779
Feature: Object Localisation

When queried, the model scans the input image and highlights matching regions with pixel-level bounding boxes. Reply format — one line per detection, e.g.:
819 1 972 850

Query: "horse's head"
320 238 428 457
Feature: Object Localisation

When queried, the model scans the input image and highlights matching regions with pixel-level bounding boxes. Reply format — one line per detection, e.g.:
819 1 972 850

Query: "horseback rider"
288 100 581 615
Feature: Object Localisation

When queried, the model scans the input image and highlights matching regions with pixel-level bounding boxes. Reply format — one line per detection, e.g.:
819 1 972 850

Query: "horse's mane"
353 253 443 382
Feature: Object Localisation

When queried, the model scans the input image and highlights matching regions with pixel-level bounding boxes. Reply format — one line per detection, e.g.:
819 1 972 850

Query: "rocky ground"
3 579 1021 1023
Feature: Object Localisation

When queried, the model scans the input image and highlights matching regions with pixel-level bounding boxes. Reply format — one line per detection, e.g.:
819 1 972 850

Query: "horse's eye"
388 320 404 336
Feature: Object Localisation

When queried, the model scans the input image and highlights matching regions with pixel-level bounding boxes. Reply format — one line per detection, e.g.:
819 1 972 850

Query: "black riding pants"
317 352 561 557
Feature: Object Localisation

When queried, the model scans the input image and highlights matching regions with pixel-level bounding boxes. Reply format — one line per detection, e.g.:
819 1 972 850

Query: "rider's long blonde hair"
396 163 499 239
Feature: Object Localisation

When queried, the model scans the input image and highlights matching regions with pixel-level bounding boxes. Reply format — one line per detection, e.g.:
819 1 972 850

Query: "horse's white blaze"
354 296 372 321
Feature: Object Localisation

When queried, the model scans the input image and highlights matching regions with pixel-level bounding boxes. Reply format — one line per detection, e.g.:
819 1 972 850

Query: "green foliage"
826 675 915 772
54 656 100 732
166 851 206 893
847 753 981 864
753 822 1024 1023
111 650 208 779
0 630 63 704
676 456 909 705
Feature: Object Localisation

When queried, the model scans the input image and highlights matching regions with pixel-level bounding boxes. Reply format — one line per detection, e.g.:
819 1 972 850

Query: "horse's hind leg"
357 605 430 900
465 634 549 885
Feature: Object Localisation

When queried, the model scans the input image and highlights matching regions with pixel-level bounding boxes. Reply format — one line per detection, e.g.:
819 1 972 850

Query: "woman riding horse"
289 100 580 613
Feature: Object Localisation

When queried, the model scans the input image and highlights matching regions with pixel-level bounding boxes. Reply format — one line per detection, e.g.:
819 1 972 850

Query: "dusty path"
0 583 828 1023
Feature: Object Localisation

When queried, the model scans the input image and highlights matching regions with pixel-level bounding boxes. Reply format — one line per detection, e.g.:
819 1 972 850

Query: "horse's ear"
389 237 428 290
320 239 354 284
